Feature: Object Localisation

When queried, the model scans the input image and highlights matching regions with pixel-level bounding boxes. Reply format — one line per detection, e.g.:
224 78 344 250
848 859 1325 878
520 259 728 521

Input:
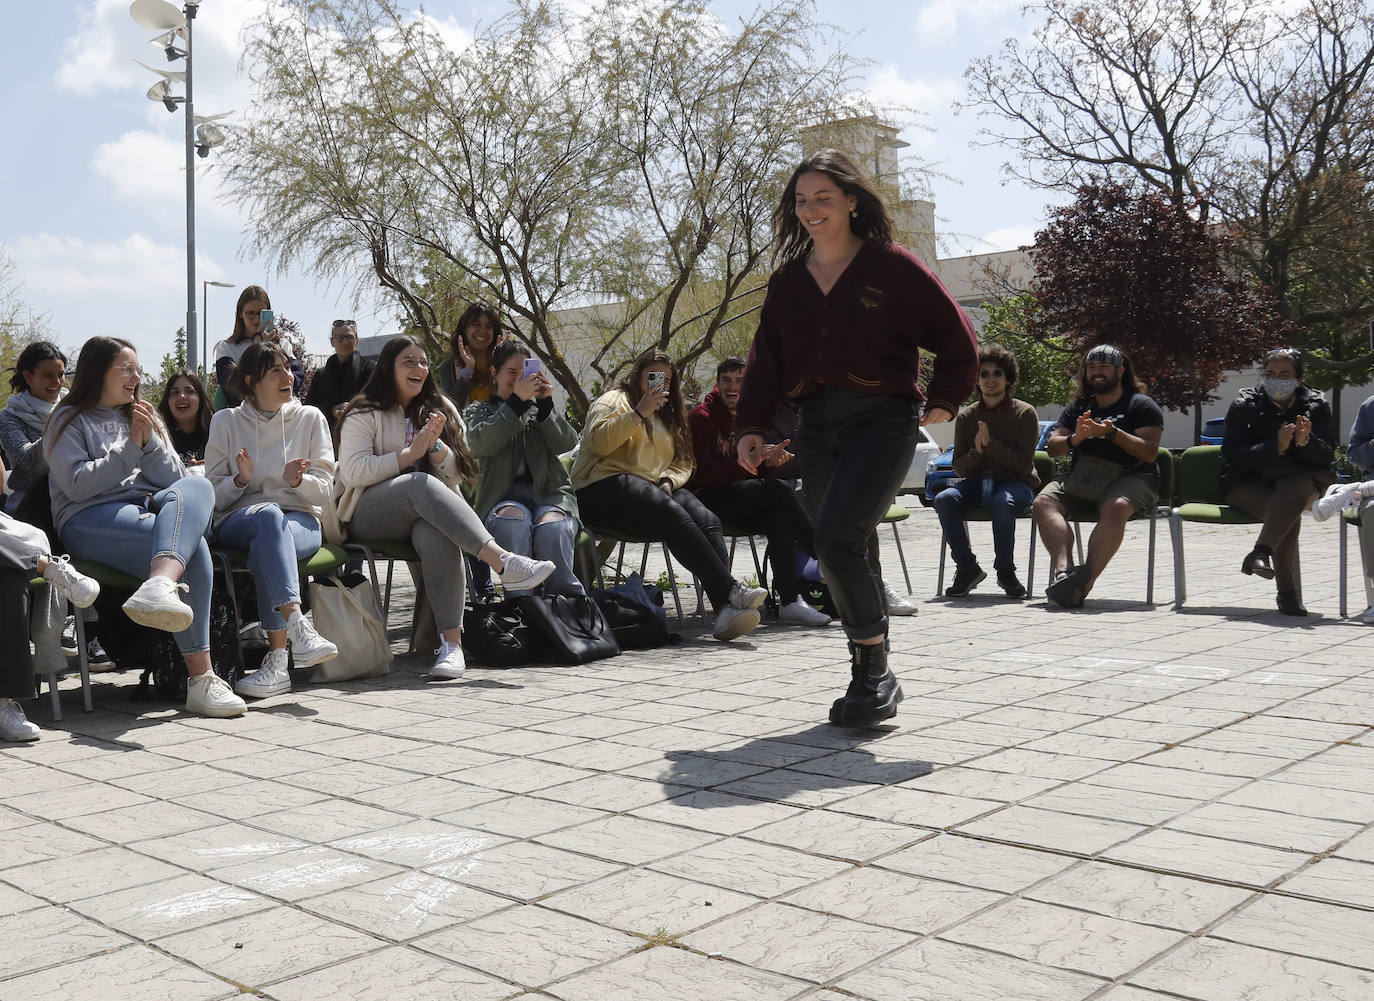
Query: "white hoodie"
205 398 340 541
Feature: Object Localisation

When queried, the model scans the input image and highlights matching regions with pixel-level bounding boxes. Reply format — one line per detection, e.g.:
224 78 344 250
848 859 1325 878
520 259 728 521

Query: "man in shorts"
1033 344 1164 608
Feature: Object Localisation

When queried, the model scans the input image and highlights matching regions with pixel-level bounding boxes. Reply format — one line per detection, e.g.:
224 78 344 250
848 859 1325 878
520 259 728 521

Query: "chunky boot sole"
829 683 905 728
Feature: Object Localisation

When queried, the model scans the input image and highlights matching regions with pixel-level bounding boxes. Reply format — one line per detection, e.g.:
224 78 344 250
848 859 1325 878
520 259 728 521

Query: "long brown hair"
47 336 166 452
229 284 272 344
450 302 503 362
1075 350 1142 400
339 335 480 485
156 369 212 439
617 348 692 465
772 149 895 270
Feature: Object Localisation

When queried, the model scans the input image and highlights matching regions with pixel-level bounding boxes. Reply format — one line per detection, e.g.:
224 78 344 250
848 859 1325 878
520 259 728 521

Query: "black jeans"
577 474 735 610
0 568 37 700
796 387 921 641
696 478 815 603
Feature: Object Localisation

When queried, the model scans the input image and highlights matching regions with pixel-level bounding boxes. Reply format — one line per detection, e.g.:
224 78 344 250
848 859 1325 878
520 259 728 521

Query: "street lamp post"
202 279 234 383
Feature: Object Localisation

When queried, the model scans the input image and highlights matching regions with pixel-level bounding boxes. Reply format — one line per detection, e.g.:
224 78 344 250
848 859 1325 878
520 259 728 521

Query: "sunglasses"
332 319 356 327
979 368 1005 378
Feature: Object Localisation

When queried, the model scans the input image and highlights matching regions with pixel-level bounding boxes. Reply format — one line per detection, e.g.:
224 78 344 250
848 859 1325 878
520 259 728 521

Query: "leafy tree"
979 294 1077 408
1026 181 1294 440
223 0 880 418
964 0 1374 380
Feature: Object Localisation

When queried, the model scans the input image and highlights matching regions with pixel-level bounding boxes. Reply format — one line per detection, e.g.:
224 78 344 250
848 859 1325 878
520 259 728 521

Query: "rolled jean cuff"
151 550 187 567
842 614 888 643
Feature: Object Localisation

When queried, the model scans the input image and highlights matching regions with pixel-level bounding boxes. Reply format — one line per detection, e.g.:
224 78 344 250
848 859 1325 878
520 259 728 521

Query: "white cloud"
864 65 961 118
91 130 239 226
416 12 475 56
975 224 1038 252
13 232 223 298
914 0 1022 37
56 0 148 95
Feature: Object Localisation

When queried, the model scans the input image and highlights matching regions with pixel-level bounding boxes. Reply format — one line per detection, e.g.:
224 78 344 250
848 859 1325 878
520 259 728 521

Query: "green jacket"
463 395 580 520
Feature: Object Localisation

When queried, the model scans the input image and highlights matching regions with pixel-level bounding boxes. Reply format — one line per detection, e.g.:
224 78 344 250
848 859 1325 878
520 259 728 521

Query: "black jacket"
305 354 375 431
1220 385 1336 496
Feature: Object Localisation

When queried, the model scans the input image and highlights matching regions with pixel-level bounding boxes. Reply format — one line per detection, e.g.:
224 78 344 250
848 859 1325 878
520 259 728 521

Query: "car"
921 420 1056 505
898 426 945 496
1199 418 1227 445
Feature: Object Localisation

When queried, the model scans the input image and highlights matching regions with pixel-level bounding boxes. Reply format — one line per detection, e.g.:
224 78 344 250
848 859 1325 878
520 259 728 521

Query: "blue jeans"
61 476 215 654
216 504 322 630
934 476 1035 574
486 500 584 596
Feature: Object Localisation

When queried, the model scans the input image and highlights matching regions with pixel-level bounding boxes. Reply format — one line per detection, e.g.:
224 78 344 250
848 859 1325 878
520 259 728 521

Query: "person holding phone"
464 341 584 596
206 342 341 698
45 337 246 718
735 149 978 727
157 370 214 468
337 336 556 679
212 286 303 409
438 303 504 408
573 348 767 642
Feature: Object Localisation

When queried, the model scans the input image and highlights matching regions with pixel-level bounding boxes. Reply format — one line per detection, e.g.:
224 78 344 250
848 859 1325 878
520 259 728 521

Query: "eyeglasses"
167 387 198 398
332 319 356 327
979 369 1005 378
399 357 431 370
331 331 358 341
113 364 145 379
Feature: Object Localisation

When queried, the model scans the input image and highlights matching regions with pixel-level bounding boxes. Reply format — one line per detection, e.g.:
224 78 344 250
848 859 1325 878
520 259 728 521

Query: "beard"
1090 373 1121 395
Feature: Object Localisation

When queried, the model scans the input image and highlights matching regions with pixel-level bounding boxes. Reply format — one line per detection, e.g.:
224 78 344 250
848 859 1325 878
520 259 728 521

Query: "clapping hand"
1075 412 1111 442
235 448 255 484
1277 422 1296 453
129 401 157 448
974 420 991 452
283 458 311 488
457 339 476 371
1293 414 1312 448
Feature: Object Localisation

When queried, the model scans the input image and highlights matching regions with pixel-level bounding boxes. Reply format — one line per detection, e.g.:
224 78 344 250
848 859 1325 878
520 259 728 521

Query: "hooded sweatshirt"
45 405 188 535
205 398 338 536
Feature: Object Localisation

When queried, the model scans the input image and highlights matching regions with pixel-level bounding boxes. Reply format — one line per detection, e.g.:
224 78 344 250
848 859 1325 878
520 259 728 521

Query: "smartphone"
259 309 275 334
522 357 541 379
647 371 667 393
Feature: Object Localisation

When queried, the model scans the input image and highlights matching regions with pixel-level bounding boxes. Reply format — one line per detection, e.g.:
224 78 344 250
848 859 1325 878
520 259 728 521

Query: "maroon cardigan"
736 240 979 436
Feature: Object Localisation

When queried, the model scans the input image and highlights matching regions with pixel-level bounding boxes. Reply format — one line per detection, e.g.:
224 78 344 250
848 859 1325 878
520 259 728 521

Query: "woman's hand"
761 439 794 468
737 433 765 475
283 458 311 488
457 339 476 371
1277 422 1296 454
534 373 554 399
235 448 255 485
513 372 539 401
1294 414 1312 448
635 384 668 419
129 401 157 448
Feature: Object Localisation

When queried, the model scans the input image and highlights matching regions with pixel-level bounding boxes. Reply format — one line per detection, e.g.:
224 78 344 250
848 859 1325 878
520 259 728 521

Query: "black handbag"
516 594 620 664
590 573 673 649
462 597 545 667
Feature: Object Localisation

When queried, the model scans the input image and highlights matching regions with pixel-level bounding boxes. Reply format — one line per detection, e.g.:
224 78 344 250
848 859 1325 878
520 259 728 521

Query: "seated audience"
1033 344 1163 608
934 344 1041 598
1222 348 1336 617
437 303 503 408
336 335 554 680
0 340 67 513
45 337 246 718
157 369 213 468
305 319 375 434
688 356 829 625
206 343 340 699
464 341 584 596
572 348 766 642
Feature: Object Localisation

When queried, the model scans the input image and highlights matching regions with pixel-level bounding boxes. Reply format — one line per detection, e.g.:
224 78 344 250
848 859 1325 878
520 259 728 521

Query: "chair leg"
383 560 396 621
72 610 92 713
1340 516 1348 618
935 527 948 597
727 536 737 574
660 545 685 622
1169 512 1186 608
346 544 386 616
890 522 912 594
1074 522 1085 566
748 536 765 584
1026 520 1038 598
1146 512 1157 605
638 542 651 580
211 551 245 671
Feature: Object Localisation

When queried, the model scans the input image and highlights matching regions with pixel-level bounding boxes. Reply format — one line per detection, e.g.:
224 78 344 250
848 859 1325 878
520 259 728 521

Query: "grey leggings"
348 472 493 632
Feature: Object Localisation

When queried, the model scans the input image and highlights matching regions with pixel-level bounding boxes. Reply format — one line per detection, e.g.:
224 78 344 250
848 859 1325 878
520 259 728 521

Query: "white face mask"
1262 376 1299 401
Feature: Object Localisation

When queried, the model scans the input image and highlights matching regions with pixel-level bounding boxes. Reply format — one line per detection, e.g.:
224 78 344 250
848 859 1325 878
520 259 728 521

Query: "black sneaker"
945 563 986 598
998 571 1027 599
86 638 114 669
1242 548 1276 580
1046 565 1089 608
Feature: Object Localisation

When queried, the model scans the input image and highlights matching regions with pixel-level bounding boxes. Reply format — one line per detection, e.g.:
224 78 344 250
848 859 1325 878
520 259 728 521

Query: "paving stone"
1131 937 1374 1000
0 945 237 1001
835 938 1106 1001
543 945 805 1001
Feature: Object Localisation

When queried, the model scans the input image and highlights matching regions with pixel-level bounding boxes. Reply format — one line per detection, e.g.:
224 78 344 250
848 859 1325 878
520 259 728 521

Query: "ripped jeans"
485 499 584 596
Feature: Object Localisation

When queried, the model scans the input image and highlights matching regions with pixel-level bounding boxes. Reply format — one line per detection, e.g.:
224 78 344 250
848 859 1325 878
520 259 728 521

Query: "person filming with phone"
573 348 768 642
213 285 304 409
463 341 585 597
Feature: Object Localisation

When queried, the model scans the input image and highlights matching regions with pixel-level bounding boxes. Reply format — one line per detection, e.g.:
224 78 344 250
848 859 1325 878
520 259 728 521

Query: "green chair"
1339 506 1370 618
341 539 420 622
1167 446 1273 608
65 560 151 715
1064 446 1173 604
934 452 1054 598
881 503 914 594
211 543 354 661
27 575 94 720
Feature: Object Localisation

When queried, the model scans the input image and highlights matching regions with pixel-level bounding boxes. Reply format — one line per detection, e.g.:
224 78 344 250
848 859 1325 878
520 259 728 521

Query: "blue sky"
1 0 1055 371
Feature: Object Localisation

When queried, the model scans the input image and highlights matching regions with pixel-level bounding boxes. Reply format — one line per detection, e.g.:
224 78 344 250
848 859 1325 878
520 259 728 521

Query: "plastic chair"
1063 447 1173 604
1339 506 1371 618
880 503 914 594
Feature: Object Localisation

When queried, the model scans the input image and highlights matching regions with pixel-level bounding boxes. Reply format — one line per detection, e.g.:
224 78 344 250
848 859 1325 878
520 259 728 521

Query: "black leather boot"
828 641 904 728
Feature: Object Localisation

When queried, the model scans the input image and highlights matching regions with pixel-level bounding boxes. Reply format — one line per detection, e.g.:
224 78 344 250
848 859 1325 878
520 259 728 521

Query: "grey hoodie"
45 405 188 535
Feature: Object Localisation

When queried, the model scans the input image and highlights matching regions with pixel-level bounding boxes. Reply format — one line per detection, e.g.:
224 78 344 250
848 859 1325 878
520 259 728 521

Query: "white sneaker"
185 672 247 718
883 580 918 616
1312 482 1364 522
122 576 194 633
728 581 768 610
0 699 40 742
1362 603 1374 625
42 556 100 608
779 598 831 626
234 649 291 699
498 553 555 591
430 640 466 680
285 611 338 668
712 606 761 642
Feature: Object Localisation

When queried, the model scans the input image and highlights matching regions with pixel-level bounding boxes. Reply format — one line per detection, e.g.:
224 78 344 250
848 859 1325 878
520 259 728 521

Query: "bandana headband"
1086 345 1124 366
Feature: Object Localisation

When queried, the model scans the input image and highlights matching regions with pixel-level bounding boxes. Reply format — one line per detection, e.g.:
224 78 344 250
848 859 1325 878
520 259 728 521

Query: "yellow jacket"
571 389 694 491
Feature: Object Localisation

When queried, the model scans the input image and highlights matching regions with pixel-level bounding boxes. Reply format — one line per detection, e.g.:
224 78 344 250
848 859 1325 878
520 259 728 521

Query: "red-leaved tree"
1028 181 1296 441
